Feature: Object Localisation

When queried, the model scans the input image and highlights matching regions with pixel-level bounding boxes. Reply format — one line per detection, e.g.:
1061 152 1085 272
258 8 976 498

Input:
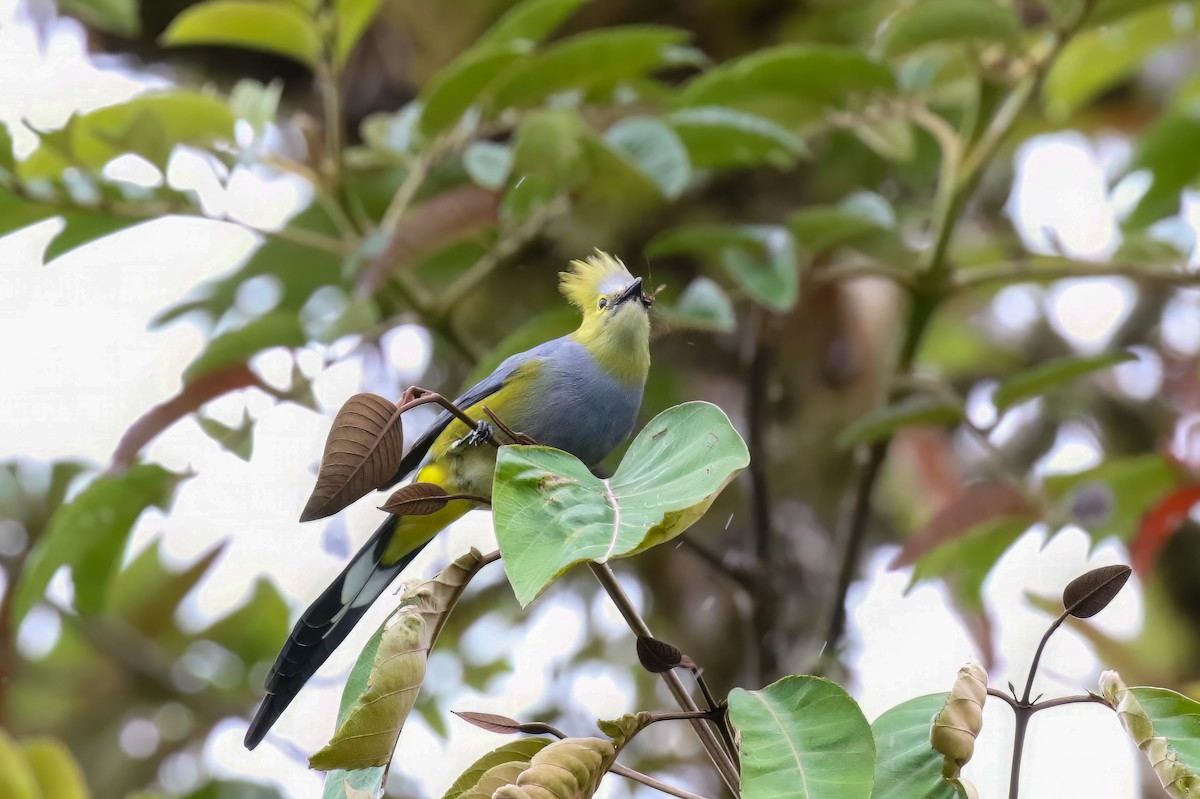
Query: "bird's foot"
463 420 495 447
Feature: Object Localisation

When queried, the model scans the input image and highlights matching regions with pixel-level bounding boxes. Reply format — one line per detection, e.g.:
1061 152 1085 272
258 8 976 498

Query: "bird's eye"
598 297 608 310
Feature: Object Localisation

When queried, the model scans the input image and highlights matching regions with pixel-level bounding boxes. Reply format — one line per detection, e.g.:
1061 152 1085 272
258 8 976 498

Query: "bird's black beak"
615 277 644 307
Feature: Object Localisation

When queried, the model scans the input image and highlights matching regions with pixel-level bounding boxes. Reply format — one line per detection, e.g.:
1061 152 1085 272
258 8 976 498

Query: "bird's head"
560 250 652 383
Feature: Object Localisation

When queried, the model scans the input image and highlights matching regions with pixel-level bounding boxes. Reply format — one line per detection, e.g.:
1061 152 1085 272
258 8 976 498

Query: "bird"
244 250 653 749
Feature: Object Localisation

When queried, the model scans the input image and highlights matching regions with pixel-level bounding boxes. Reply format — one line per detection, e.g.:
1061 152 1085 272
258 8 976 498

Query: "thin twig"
610 764 716 799
954 259 1200 291
589 562 742 794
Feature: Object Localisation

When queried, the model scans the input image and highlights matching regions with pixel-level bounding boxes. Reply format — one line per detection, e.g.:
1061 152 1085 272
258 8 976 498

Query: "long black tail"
243 515 427 749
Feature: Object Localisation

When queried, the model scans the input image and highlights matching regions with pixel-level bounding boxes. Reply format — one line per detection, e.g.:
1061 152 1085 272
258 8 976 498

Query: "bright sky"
0 2 1175 797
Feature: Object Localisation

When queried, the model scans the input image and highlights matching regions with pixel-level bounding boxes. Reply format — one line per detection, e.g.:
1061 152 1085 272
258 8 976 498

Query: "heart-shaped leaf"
1062 564 1133 618
301 393 403 522
492 402 749 606
872 693 970 799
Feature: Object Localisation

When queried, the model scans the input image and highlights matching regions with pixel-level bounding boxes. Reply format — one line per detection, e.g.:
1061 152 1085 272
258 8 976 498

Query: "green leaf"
603 117 690 200
729 675 875 799
992 351 1135 411
107 539 224 638
1101 672 1200 797
1124 111 1200 228
489 26 693 109
871 693 964 799
653 276 736 333
199 578 289 668
493 402 749 607
230 79 284 131
837 395 964 449
183 311 306 384
418 43 531 138
676 45 894 122
511 110 590 189
1044 4 1187 117
1043 454 1180 543
335 0 385 65
441 739 553 799
16 464 186 623
0 122 13 174
909 516 1032 609
879 0 1022 58
161 1 321 66
21 738 89 799
647 224 799 313
667 107 808 169
184 781 285 799
478 0 586 47
0 729 39 799
312 550 492 771
57 0 140 35
463 141 514 190
197 409 255 461
322 769 386 799
788 192 905 259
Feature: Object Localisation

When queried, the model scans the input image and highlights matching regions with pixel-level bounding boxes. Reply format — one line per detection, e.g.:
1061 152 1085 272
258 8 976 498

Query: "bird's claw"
464 420 495 447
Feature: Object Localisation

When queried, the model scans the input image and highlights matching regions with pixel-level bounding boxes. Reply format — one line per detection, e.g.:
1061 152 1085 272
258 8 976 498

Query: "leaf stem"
588 562 742 794
610 764 716 799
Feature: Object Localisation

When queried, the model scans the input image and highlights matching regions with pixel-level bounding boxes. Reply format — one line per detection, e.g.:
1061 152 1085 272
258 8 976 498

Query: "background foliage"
8 0 1200 796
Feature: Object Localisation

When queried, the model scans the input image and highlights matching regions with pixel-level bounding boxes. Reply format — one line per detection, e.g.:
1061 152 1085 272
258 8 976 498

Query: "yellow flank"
380 461 471 565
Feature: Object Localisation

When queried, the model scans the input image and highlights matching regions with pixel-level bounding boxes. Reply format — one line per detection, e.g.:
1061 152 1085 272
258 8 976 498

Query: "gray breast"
514 338 644 467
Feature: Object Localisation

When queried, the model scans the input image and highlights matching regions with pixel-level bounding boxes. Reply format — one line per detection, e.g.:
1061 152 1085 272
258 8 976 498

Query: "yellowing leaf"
442 739 552 799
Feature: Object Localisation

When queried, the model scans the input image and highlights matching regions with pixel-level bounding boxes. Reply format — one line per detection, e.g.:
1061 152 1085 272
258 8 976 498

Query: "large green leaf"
788 192 906 260
15 464 187 623
161 1 321 66
878 0 1021 58
418 43 531 138
729 676 875 799
1101 672 1200 796
992 351 1135 411
602 117 690 200
182 311 306 384
0 186 146 264
871 694 964 799
489 27 694 109
1124 110 1200 228
312 550 492 773
477 0 586 47
441 739 553 799
647 224 799 312
106 539 224 639
492 402 749 606
837 395 965 449
199 578 289 668
667 107 808 169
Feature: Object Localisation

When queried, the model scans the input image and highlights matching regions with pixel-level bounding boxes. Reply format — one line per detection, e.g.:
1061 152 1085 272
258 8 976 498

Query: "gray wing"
381 337 567 488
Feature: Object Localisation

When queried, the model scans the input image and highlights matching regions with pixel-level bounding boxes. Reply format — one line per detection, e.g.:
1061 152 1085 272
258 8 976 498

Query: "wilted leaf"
161 0 321 66
1101 671 1200 797
1063 564 1133 618
478 0 585 47
879 0 1021 58
837 395 965 449
603 117 690 200
930 660 987 779
442 740 553 799
992 351 1135 411
21 738 89 799
667 106 808 168
16 464 186 623
301 393 404 522
491 730 636 799
728 675 875 799
872 693 970 799
311 549 491 771
492 402 749 606
893 482 1033 568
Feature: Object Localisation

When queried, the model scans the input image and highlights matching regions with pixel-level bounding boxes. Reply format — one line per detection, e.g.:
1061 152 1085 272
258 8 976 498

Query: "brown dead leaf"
301 393 403 522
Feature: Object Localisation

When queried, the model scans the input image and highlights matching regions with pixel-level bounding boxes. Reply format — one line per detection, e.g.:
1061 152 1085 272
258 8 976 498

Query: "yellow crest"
558 249 634 311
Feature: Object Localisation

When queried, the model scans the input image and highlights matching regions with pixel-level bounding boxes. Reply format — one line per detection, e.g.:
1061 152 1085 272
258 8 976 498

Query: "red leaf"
891 482 1034 569
1131 484 1200 575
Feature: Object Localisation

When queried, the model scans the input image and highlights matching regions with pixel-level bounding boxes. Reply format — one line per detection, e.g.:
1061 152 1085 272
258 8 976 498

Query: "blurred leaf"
647 224 799 312
1044 4 1186 117
511 110 590 189
728 676 875 799
1044 455 1181 543
107 539 225 638
493 402 749 606
0 122 14 173
312 550 491 771
892 482 1033 568
992 350 1135 411
653 276 736 333
335 0 386 65
490 719 648 799
1125 111 1200 229
788 191 905 259
21 738 90 799
1063 564 1133 618
676 45 894 121
463 141 514 190
322 769 386 799
229 79 283 131
57 0 140 36
161 1 321 66
478 0 586 47
854 117 915 162
1087 0 1180 27
182 311 306 384
200 578 289 668
0 729 39 799
197 409 255 461
45 212 144 263
871 693 965 799
183 781 286 799
837 395 964 449
489 27 694 109
667 107 808 168
1131 484 1200 574
909 516 1033 609
16 464 186 623
879 0 1021 58
603 117 690 200
418 43 531 138
1101 672 1200 797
